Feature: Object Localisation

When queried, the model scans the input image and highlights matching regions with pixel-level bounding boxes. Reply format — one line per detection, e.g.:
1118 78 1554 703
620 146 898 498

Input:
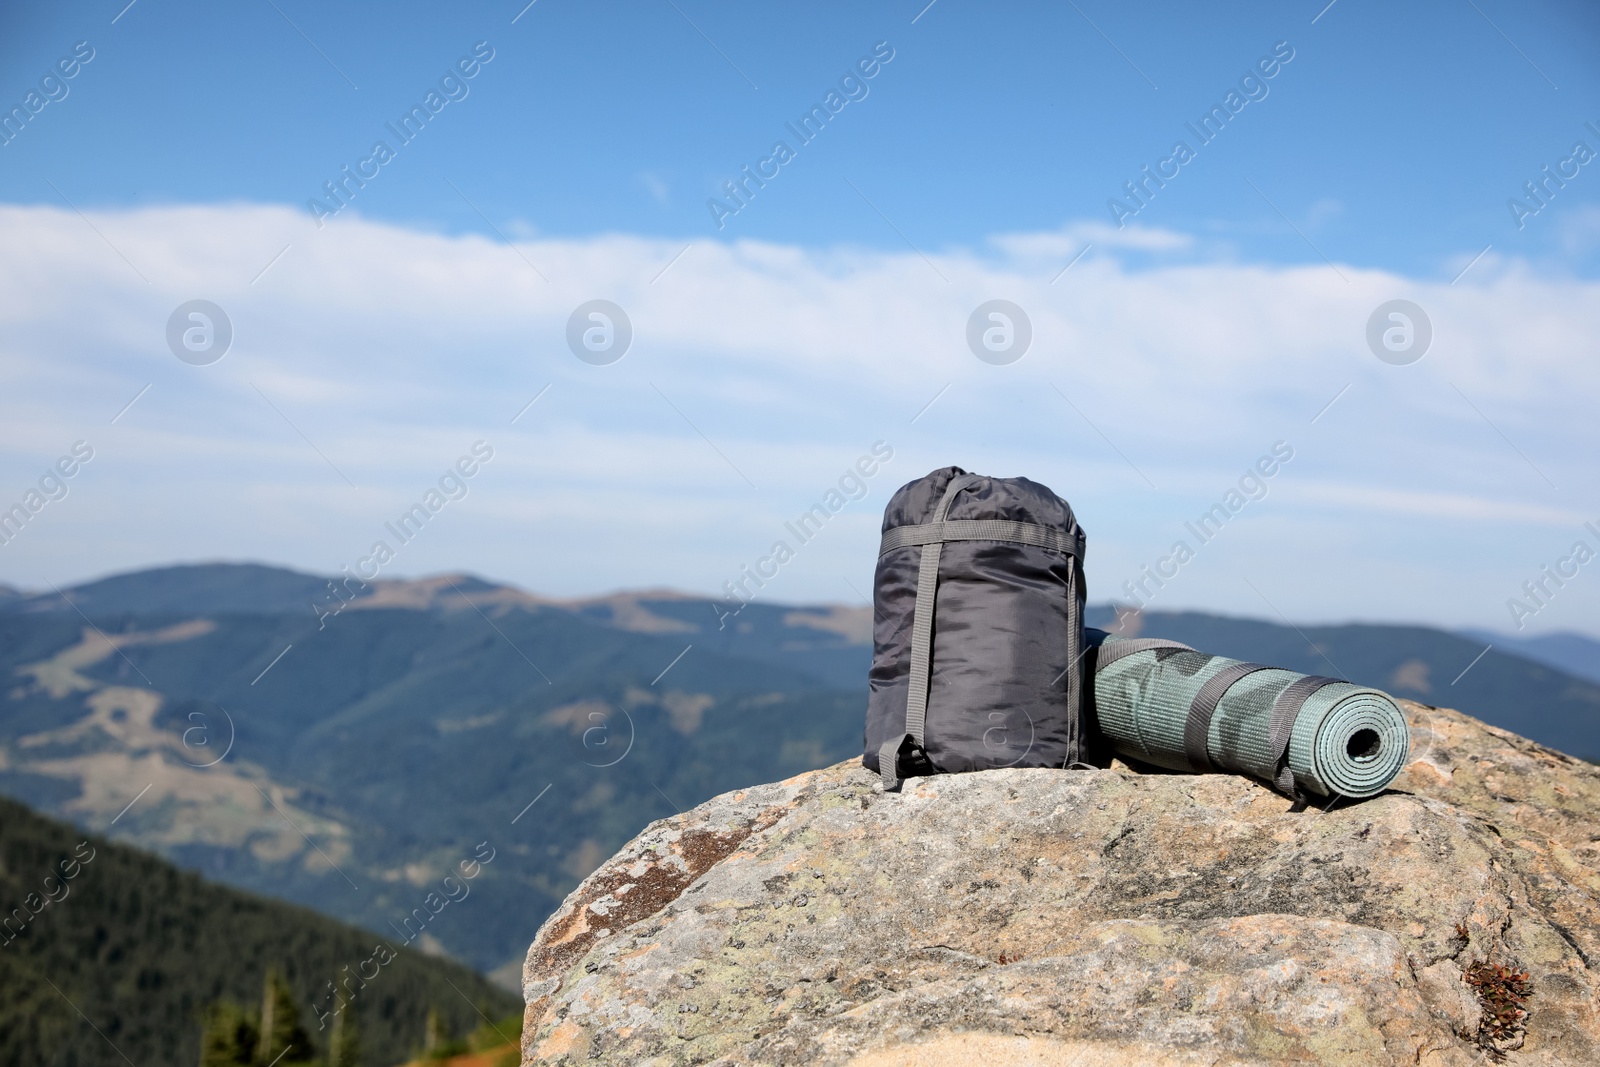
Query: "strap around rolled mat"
1267 674 1345 798
1184 662 1275 772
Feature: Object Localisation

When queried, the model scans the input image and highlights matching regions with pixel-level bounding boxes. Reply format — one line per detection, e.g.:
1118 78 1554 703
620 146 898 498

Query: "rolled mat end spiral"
1289 685 1411 798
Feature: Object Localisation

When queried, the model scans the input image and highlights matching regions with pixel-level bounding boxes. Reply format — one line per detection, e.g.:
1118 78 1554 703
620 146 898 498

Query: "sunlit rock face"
523 702 1600 1066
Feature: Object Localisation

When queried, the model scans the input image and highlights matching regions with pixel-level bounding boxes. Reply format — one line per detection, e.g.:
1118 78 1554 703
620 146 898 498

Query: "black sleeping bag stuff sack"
863 466 1088 789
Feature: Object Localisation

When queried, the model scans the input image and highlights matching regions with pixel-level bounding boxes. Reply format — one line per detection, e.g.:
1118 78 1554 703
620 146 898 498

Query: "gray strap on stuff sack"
1267 674 1344 809
1184 661 1275 773
879 519 1085 557
877 474 982 790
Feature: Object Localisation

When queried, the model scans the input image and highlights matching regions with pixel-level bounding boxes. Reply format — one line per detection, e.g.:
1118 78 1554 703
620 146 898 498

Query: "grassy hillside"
0 794 517 1067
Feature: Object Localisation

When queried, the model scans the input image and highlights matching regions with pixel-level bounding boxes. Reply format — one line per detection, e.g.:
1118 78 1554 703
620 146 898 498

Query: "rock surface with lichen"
521 702 1600 1066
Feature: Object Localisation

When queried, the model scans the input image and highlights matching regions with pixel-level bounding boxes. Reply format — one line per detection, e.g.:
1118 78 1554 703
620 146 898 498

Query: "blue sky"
1 0 1599 639
5 0 1598 273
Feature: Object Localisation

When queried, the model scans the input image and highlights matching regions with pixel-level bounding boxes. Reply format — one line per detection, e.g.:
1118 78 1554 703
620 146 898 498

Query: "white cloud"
1280 481 1585 526
985 221 1195 263
0 202 1596 636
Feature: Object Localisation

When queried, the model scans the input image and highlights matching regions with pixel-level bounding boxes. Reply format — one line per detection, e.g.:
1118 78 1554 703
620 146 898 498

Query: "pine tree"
423 1006 450 1056
197 1002 257 1067
255 968 314 1065
328 1006 362 1067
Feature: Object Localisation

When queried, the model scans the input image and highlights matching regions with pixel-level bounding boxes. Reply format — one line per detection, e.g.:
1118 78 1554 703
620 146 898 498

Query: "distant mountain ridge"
7 562 350 615
0 564 874 981
1461 627 1600 687
7 563 868 643
19 561 1595 675
0 562 1595 990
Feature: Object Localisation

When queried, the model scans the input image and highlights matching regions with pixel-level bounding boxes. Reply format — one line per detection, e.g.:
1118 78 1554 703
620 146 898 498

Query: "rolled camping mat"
1089 629 1410 799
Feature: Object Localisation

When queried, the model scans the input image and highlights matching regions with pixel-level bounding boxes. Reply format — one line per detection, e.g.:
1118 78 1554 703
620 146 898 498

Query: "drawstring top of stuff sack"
864 467 1088 790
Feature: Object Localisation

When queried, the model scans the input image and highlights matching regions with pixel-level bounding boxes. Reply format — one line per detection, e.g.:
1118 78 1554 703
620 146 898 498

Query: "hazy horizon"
8 556 1598 643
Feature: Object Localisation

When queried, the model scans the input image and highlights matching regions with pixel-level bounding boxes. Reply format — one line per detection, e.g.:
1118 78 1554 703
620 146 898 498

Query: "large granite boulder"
521 702 1600 1065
